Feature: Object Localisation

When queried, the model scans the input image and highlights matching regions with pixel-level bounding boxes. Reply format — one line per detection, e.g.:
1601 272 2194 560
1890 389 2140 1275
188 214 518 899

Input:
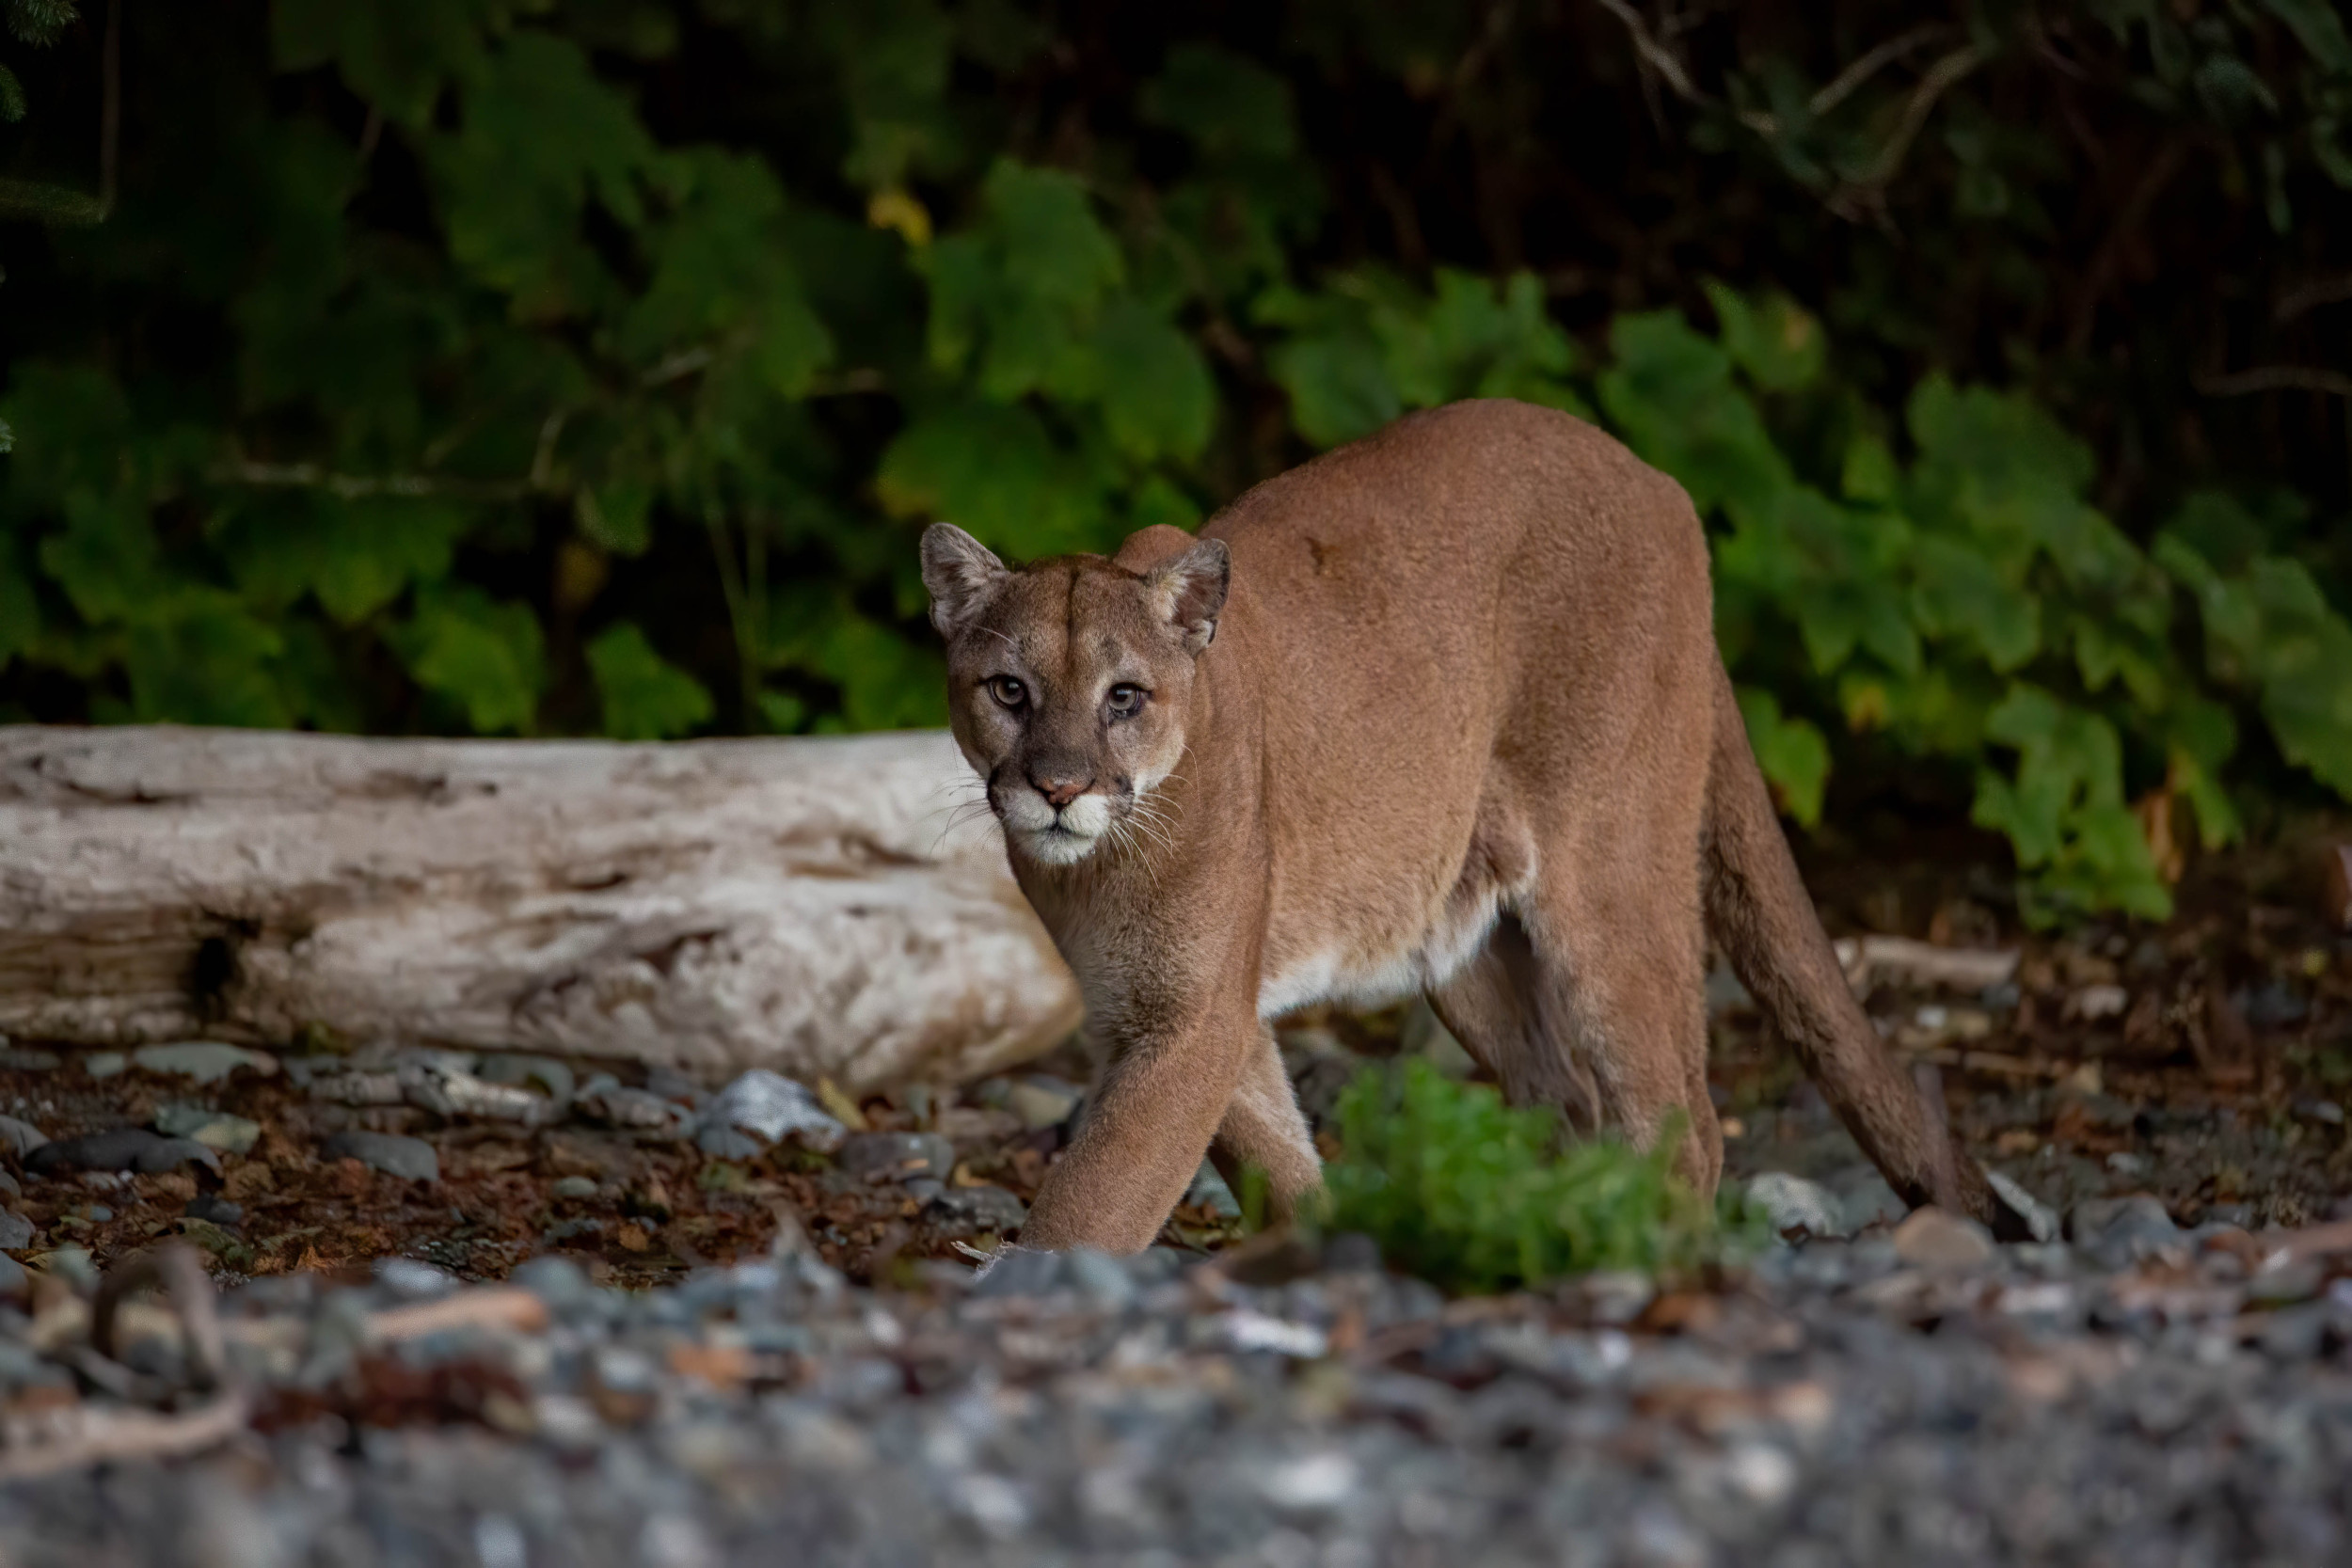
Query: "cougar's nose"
1030 771 1091 810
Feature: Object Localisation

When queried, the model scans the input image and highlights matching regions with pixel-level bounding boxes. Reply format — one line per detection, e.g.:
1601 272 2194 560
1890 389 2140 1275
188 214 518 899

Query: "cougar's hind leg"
1427 913 1602 1132
1517 799 1723 1198
1208 1025 1324 1225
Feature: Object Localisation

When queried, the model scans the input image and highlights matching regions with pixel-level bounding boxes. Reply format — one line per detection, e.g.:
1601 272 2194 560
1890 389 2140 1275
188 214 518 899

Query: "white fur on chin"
1000 790 1110 865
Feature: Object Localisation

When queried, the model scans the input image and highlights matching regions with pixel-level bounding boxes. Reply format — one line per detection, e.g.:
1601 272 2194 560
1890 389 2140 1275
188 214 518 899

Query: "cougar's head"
919 522 1228 867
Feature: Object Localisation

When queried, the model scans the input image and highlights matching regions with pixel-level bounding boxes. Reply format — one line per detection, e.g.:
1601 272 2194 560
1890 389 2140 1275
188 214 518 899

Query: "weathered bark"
0 726 1081 1091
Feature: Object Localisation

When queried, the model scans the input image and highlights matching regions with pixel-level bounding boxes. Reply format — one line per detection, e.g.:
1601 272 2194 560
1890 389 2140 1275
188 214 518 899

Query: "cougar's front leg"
1017 989 1263 1256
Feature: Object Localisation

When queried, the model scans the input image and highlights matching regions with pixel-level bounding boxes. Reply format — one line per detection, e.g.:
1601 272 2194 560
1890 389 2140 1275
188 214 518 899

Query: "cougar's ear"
920 523 1009 639
1146 537 1230 655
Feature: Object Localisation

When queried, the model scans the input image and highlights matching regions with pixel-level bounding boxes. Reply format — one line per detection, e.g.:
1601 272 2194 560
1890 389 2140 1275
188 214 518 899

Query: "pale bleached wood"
0 726 1080 1091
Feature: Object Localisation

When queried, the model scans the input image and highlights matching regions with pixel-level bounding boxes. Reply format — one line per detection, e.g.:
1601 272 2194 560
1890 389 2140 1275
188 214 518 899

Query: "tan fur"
922 399 2023 1255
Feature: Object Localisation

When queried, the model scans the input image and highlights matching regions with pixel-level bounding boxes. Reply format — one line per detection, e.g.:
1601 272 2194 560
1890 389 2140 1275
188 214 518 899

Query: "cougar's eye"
986 675 1026 709
1104 683 1145 720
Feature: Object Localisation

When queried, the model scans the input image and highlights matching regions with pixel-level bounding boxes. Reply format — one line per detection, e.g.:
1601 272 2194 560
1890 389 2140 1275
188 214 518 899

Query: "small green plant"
1317 1059 1729 1293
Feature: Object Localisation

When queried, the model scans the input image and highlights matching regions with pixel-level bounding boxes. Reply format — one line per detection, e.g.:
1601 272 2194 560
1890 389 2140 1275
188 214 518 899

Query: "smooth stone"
1834 1170 1907 1233
0 1254 25 1299
321 1130 439 1182
1061 1247 1136 1308
0 1049 59 1071
1186 1162 1241 1219
923 1183 1028 1233
1987 1169 2060 1242
706 1069 845 1148
131 1042 280 1084
82 1053 127 1079
2248 1260 2326 1307
2261 1302 2330 1360
511 1255 593 1309
475 1053 576 1104
185 1194 244 1227
577 1083 695 1140
0 1212 32 1249
1890 1207 1996 1270
0 1116 47 1156
696 1124 764 1160
1745 1172 1851 1238
551 1176 599 1199
26 1129 220 1175
969 1245 1065 1297
152 1104 262 1155
1004 1077 1083 1132
835 1132 955 1183
2070 1193 2179 1262
374 1258 457 1299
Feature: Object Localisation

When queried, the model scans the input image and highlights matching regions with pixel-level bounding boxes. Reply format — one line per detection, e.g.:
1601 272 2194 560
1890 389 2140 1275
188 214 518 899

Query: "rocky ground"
0 840 2344 1562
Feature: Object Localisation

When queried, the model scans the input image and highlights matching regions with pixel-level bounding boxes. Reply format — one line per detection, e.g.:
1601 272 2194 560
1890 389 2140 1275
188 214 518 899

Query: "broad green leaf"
2157 532 2352 800
124 593 292 729
389 585 546 734
922 160 1122 401
588 622 713 740
876 401 1115 559
1091 301 1214 461
617 150 833 398
576 483 653 556
428 32 660 317
1704 281 1825 392
1598 311 1789 517
1910 534 2039 671
1264 327 1399 449
271 0 492 125
1737 688 1830 826
1140 44 1301 159
818 0 957 189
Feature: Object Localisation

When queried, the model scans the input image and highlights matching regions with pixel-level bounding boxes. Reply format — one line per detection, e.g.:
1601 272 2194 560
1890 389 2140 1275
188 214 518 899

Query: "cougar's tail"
1701 657 2027 1237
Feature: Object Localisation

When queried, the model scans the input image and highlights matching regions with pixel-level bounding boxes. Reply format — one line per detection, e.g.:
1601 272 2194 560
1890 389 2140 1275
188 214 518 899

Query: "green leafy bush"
1318 1060 1729 1292
3 3 2351 924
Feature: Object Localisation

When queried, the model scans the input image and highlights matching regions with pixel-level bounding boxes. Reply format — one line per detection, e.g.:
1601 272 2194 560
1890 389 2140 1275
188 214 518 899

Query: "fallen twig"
1834 936 2018 993
368 1288 550 1343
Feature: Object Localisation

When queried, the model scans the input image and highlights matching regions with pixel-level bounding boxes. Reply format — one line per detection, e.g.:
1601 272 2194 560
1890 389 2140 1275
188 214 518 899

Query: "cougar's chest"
1253 801 1536 1020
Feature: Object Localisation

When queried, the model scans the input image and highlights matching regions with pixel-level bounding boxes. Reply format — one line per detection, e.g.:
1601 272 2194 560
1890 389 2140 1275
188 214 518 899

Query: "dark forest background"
3 0 2350 922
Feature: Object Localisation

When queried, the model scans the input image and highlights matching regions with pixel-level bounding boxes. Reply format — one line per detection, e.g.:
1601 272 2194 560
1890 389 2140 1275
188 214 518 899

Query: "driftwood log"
0 726 1081 1091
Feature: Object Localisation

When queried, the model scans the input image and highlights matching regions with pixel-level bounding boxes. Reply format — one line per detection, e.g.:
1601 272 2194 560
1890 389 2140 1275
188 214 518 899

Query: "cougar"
921 398 2021 1258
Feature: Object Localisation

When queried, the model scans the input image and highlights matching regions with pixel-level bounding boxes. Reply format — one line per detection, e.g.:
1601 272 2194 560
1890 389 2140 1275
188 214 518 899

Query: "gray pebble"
550 1175 599 1200
924 1183 1028 1234
26 1129 219 1175
576 1083 695 1140
130 1041 280 1084
0 1049 59 1072
152 1104 262 1154
0 1212 31 1250
476 1053 576 1103
695 1124 763 1161
704 1069 845 1148
321 1130 439 1182
2071 1193 2180 1264
969 1245 1066 1297
1743 1172 1850 1238
0 1115 46 1157
184 1194 243 1228
836 1132 955 1182
1060 1247 1135 1308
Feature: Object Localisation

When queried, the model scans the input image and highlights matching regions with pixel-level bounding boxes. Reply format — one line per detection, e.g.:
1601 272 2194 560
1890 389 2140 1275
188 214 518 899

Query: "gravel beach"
1 1201 2348 1567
